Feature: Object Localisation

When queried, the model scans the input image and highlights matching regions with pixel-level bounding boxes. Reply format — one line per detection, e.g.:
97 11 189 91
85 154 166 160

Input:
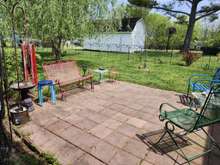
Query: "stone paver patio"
19 81 220 165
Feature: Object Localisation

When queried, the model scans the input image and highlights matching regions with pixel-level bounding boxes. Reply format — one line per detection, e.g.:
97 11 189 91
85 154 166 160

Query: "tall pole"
11 3 27 86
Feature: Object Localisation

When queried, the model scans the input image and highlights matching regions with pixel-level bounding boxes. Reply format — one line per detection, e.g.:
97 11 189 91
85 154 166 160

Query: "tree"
203 24 220 47
26 0 113 59
145 13 172 49
0 0 28 40
128 0 220 52
0 7 9 37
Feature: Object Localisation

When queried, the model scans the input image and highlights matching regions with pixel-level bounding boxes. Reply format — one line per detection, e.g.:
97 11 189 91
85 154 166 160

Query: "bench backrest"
43 60 81 83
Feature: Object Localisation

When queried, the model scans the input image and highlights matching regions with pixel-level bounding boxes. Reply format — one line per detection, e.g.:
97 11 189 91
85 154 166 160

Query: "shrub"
183 52 201 66
41 153 60 165
201 47 220 55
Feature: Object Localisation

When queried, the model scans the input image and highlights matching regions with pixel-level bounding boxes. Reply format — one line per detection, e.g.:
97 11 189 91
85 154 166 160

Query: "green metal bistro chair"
158 85 220 164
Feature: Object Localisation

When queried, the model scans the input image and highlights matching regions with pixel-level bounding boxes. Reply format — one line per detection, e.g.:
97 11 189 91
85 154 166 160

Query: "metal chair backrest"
213 68 220 81
43 60 81 83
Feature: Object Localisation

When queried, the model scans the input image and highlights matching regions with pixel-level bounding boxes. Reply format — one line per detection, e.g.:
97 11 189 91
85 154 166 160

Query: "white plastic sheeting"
83 19 146 53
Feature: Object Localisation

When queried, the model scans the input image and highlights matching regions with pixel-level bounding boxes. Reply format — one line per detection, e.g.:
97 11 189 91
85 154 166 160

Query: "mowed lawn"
37 48 220 93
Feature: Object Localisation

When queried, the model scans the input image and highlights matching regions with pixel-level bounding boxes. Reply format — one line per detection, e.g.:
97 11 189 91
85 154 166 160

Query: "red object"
21 43 38 85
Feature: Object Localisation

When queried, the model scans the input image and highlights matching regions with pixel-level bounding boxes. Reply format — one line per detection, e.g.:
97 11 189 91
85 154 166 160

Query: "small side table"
93 69 108 83
10 81 35 112
10 81 35 100
38 80 56 106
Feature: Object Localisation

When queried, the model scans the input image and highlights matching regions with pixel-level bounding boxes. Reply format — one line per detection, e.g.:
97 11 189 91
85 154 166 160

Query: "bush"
201 47 220 55
41 153 60 165
183 52 201 66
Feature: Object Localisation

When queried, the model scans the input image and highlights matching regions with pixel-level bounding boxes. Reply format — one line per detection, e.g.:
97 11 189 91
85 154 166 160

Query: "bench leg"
91 78 94 91
57 81 65 101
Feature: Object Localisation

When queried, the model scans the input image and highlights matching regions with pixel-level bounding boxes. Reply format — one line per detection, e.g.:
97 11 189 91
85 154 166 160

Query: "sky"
117 0 220 27
118 0 217 10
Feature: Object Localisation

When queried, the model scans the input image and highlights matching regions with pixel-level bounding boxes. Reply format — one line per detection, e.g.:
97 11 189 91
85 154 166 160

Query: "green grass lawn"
36 48 220 93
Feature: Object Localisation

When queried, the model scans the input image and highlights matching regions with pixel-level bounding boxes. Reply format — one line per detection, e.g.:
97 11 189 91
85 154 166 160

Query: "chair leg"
153 130 168 145
57 82 65 101
166 128 190 165
91 78 94 91
162 122 191 164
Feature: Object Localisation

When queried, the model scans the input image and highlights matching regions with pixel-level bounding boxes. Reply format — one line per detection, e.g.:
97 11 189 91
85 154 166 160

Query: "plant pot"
10 106 29 125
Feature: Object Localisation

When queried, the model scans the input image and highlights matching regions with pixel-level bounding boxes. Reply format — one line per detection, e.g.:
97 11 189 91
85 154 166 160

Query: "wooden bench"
43 60 93 100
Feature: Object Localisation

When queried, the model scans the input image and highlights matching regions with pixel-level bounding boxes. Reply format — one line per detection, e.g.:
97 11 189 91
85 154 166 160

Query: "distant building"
83 18 146 53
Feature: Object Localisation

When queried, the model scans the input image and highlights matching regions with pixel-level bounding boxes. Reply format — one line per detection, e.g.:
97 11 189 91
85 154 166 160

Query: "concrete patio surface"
18 81 220 165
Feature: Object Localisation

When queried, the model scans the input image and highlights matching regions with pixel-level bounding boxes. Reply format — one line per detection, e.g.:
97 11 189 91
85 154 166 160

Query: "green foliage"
19 154 44 165
0 7 10 36
41 153 60 165
25 0 114 59
145 13 171 49
4 48 23 83
7 151 60 165
1 0 115 59
128 0 156 8
145 13 202 50
125 4 149 18
203 25 220 47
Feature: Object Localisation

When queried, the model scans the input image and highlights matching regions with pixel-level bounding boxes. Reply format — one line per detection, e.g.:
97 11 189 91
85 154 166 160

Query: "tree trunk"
0 38 5 119
52 38 62 60
166 34 171 52
183 2 198 53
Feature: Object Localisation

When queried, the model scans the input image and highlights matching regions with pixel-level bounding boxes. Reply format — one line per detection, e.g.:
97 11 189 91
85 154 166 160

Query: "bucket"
10 106 29 125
